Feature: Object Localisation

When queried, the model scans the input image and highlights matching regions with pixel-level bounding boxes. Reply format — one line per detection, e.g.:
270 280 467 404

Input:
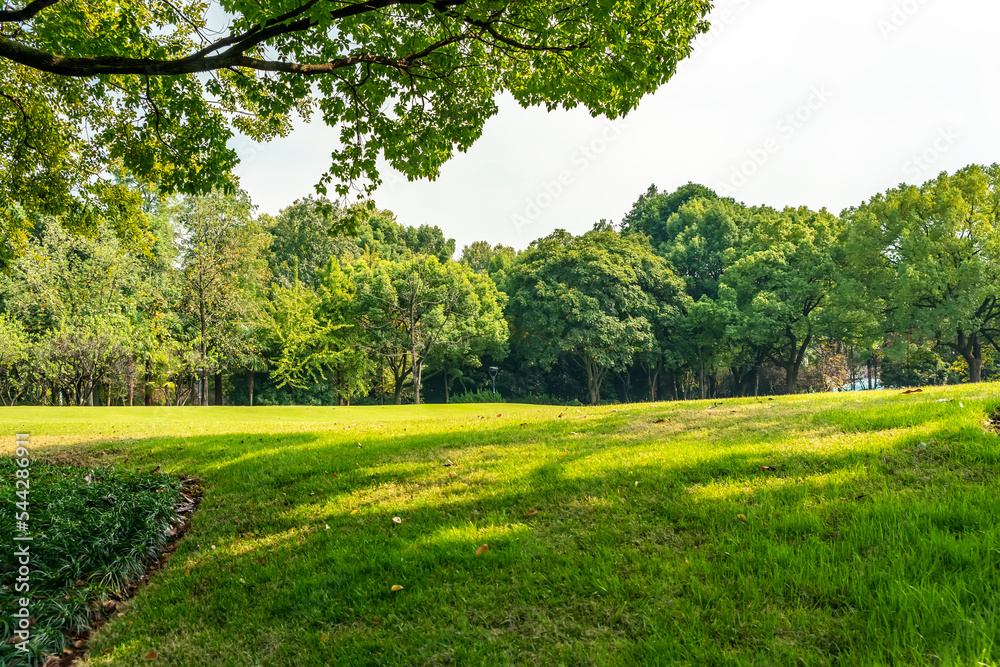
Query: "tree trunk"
785 365 798 395
582 355 604 404
393 375 404 405
214 372 223 406
952 331 983 384
444 369 449 403
413 361 423 405
248 370 254 406
646 362 661 402
199 291 208 406
144 359 153 406
698 352 706 400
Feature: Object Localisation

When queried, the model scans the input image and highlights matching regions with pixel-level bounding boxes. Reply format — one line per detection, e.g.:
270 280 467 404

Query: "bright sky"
233 0 1000 253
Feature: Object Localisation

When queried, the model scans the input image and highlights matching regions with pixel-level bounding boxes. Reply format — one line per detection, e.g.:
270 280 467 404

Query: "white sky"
233 0 1000 253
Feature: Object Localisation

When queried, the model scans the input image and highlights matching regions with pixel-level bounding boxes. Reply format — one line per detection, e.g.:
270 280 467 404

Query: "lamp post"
196 368 204 406
488 366 499 400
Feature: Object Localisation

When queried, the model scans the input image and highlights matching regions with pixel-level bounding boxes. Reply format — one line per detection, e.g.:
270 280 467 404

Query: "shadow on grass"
20 399 1000 666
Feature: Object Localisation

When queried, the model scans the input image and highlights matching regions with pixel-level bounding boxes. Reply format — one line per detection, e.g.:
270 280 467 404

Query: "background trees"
0 166 996 407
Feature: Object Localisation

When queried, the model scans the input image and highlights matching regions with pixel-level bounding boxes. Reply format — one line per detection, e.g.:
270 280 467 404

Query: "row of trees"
0 164 997 406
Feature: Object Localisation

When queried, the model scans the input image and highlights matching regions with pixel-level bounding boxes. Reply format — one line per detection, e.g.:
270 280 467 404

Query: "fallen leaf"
309 493 315 497
74 639 86 648
526 509 538 516
146 651 158 660
351 509 359 515
476 544 489 557
332 474 339 478
737 514 749 523
184 569 190 576
320 634 329 642
391 585 404 592
496 414 502 418
392 517 402 524
901 388 923 395
760 466 776 471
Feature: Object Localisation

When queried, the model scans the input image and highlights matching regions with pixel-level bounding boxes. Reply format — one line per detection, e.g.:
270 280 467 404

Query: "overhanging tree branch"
0 0 58 23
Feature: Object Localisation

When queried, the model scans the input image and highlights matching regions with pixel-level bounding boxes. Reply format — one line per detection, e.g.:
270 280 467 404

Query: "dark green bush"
0 459 183 665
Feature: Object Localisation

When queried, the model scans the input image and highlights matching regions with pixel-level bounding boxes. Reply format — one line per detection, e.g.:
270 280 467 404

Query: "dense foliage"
0 460 184 664
0 0 712 264
0 164 997 406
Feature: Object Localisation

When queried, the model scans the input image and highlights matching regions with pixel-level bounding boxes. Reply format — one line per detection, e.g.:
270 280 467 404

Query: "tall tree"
176 191 270 404
506 229 687 404
845 164 1000 382
350 253 506 404
719 207 841 394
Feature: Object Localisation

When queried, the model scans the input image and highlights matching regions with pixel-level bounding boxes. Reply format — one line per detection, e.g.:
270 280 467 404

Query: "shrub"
449 390 504 404
0 460 183 664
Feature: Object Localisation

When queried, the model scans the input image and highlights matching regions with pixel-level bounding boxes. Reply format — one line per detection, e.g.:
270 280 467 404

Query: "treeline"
0 164 997 407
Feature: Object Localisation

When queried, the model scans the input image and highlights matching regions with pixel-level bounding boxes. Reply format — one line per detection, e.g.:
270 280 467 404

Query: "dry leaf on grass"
146 651 158 660
392 517 402 524
391 585 404 592
526 509 538 516
476 544 489 557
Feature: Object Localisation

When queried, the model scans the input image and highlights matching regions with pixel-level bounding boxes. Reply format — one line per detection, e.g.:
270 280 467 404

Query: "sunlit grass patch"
0 384 997 665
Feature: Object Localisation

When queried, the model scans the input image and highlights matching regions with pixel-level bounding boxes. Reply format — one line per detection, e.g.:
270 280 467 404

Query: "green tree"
263 278 343 399
0 313 29 405
845 164 1000 383
0 220 152 404
176 191 270 404
620 182 720 250
266 197 351 288
719 207 841 394
350 253 506 404
0 0 711 249
506 229 687 404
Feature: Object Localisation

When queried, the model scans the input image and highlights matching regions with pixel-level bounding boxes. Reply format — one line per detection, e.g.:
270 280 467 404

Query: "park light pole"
196 368 204 406
488 366 499 400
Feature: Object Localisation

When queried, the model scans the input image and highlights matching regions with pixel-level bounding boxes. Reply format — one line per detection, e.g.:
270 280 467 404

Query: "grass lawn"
2 385 999 665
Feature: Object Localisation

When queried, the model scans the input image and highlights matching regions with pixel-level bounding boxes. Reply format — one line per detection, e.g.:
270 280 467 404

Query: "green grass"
1 385 999 666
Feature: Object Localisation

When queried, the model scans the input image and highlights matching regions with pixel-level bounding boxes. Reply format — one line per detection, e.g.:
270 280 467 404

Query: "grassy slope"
1 385 998 666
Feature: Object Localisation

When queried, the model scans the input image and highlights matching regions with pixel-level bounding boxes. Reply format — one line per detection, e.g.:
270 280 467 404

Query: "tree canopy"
0 0 712 256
